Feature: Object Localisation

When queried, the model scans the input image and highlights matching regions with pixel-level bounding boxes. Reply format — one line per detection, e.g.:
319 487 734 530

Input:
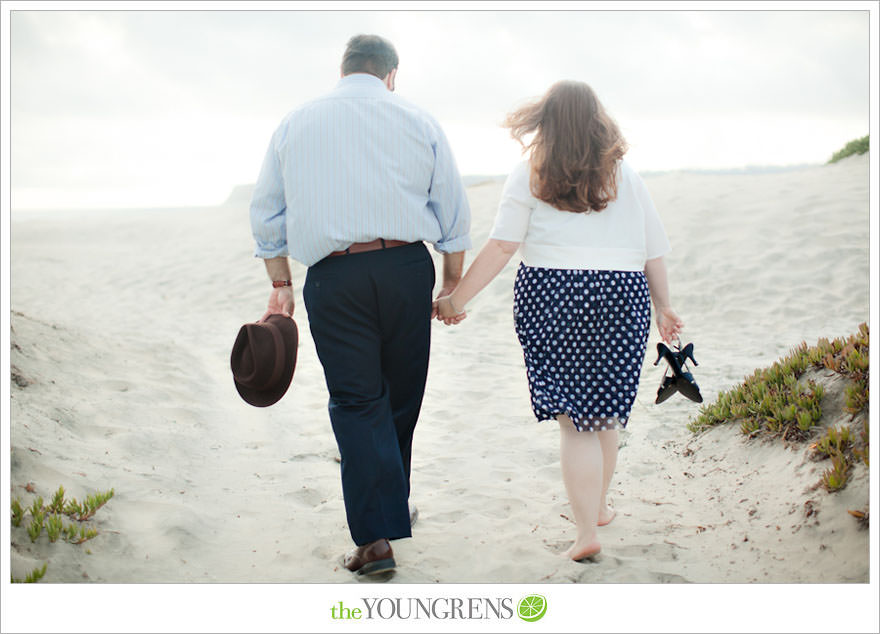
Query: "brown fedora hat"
230 314 299 407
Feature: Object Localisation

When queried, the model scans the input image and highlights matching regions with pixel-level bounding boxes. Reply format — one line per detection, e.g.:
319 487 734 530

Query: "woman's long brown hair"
503 81 628 213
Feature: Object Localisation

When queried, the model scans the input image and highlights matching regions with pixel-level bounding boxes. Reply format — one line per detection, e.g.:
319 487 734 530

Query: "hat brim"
233 315 299 407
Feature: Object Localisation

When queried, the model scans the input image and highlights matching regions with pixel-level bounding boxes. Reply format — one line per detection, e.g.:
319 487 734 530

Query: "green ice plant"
29 497 44 520
18 487 113 542
845 380 868 416
690 326 866 437
27 517 43 543
48 486 65 514
11 484 114 580
46 514 60 543
64 523 79 543
814 426 853 458
64 489 114 521
11 563 47 584
843 347 869 376
59 521 98 545
11 498 24 527
69 525 98 545
688 325 869 499
822 452 851 492
689 371 824 440
853 418 869 467
796 410 814 432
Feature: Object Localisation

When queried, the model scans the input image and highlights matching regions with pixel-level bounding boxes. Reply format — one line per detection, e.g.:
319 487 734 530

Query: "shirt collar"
336 73 387 91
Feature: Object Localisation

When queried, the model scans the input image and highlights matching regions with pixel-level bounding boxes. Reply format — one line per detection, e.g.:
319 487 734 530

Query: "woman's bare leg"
557 416 602 560
597 428 619 526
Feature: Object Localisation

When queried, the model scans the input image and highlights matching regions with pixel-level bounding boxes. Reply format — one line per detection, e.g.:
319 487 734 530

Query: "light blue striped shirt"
249 73 472 266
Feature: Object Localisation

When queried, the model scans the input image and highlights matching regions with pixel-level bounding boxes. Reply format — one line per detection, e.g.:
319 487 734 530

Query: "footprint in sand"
429 509 467 523
543 540 570 555
162 524 203 551
286 450 338 464
613 541 681 562
285 486 329 507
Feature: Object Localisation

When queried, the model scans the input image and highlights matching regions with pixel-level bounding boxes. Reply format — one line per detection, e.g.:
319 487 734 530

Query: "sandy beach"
7 153 873 589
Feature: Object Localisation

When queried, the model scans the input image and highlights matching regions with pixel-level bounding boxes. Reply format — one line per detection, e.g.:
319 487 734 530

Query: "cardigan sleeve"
488 161 535 242
633 170 671 260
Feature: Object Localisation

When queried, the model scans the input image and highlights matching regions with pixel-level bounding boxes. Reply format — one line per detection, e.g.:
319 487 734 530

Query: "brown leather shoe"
343 538 395 576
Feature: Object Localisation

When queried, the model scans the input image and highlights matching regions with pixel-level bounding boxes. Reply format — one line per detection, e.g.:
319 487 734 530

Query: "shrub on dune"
828 135 869 163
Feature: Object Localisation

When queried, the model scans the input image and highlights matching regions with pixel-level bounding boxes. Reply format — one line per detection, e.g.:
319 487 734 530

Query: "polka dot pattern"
513 264 651 432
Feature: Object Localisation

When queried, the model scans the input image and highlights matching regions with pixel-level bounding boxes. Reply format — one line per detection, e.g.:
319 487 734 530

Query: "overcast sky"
5 5 873 209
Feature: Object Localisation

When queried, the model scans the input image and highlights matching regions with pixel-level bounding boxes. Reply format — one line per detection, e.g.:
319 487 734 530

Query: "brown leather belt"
329 239 412 257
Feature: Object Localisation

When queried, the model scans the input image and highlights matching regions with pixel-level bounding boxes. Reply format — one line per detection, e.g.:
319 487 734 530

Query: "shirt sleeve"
425 120 472 254
249 126 289 259
488 161 535 242
633 170 670 260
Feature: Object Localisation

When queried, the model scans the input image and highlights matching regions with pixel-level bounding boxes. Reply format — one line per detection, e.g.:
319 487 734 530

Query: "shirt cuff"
433 235 472 254
254 241 290 259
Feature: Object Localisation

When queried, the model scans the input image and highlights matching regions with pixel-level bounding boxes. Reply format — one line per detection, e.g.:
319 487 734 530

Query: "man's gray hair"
341 34 399 79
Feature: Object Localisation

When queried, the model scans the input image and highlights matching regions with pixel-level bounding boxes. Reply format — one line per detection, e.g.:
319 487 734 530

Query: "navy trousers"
302 242 435 546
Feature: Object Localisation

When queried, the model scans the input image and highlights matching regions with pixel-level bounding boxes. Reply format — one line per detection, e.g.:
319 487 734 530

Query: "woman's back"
490 159 670 272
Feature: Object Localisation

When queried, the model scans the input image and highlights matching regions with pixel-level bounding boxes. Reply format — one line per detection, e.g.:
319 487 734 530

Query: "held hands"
434 295 467 325
432 284 467 326
656 306 684 343
261 287 295 321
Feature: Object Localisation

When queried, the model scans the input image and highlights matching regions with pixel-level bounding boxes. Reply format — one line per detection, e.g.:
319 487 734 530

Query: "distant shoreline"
13 157 866 214
640 163 823 177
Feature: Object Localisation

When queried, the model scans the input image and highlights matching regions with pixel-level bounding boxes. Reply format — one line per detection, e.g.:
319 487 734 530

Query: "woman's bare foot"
598 505 616 526
564 539 601 561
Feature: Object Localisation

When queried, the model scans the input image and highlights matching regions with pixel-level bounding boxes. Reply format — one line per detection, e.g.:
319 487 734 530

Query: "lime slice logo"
517 595 547 622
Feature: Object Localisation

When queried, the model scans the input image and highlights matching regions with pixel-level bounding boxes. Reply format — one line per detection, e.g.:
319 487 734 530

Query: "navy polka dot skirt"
513 264 651 432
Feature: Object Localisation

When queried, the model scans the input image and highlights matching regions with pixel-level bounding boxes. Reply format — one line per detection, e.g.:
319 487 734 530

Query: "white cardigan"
489 159 670 272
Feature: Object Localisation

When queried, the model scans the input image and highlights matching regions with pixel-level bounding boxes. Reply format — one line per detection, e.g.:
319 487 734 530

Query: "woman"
435 80 683 561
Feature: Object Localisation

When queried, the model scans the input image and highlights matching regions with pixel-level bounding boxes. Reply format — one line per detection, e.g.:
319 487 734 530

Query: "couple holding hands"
243 34 682 577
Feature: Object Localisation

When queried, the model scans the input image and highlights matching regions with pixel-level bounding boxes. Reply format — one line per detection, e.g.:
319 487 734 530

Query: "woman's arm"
644 256 684 342
435 239 520 324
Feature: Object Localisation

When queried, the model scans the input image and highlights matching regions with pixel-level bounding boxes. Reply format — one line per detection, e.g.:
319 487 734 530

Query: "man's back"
251 73 470 267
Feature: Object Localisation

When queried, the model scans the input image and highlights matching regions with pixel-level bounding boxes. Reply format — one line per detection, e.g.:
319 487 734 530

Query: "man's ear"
383 68 397 91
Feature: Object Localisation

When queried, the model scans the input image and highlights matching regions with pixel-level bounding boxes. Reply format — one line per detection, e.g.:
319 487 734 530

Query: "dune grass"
828 135 869 163
689 324 869 494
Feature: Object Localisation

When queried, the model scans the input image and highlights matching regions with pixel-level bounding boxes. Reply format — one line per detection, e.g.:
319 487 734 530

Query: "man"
249 34 471 576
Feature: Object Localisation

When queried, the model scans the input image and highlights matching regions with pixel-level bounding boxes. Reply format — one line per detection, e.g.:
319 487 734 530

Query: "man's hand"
262 287 295 321
432 251 465 319
261 256 294 321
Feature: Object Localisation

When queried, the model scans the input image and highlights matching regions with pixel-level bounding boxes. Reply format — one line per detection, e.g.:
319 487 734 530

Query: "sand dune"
8 153 871 587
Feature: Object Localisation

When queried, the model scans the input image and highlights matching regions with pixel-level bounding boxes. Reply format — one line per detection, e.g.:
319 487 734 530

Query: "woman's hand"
656 306 684 343
433 295 467 326
262 287 295 321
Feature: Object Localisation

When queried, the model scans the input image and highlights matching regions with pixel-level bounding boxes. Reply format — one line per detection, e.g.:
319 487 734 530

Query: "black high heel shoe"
653 340 703 404
674 343 703 403
653 343 679 404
